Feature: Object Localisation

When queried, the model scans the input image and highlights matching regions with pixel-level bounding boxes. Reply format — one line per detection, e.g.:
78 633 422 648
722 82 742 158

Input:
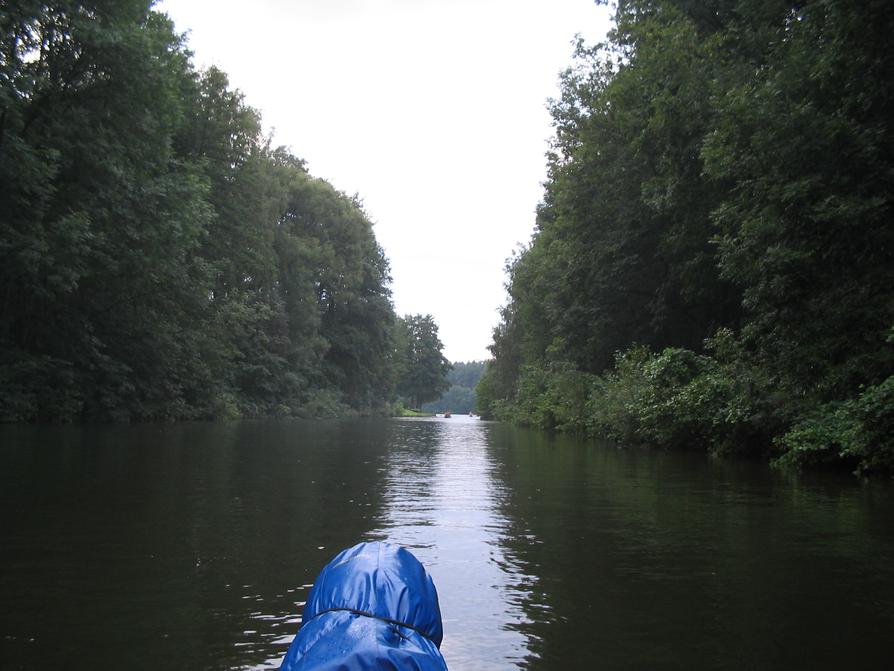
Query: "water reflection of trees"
5 421 892 670
0 420 394 670
485 425 894 670
367 418 444 541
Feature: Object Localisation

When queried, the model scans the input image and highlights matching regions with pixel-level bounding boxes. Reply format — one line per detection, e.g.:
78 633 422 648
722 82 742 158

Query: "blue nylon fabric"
279 542 448 670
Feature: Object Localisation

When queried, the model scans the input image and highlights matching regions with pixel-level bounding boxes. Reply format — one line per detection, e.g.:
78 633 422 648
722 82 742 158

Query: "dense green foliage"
423 360 485 414
393 314 451 410
479 0 894 474
0 1 406 421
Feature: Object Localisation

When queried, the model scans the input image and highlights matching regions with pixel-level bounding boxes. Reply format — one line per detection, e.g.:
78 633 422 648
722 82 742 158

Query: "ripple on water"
368 417 539 669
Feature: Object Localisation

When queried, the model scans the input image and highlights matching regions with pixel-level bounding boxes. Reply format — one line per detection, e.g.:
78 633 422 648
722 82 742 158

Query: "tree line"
0 1 449 421
477 0 894 474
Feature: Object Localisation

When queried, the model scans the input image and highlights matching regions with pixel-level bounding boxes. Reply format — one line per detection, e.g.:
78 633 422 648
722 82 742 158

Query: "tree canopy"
479 0 894 474
0 1 409 421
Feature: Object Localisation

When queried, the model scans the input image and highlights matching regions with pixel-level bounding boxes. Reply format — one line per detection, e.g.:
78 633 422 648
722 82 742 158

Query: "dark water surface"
2 417 893 669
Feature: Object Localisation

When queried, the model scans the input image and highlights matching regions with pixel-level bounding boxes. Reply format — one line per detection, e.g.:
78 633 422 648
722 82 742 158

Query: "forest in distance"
422 361 486 415
475 0 894 474
0 1 452 423
2 1 893 475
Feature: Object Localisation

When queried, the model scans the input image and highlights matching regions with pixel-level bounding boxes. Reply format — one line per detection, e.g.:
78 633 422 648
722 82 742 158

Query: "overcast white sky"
157 0 611 362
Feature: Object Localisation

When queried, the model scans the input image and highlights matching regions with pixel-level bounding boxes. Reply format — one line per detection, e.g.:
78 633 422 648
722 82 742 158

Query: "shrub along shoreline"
478 330 894 475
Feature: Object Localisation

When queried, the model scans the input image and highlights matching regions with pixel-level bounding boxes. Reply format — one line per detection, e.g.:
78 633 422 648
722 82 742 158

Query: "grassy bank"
392 401 435 418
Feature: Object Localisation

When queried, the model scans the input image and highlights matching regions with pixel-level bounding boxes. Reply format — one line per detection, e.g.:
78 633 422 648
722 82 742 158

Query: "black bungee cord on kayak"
306 606 441 644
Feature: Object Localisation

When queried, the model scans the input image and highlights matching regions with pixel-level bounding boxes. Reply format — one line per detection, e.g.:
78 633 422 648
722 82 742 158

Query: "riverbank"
477 342 894 476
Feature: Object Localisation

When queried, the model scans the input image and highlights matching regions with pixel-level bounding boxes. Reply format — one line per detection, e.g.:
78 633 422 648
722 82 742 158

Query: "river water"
2 417 893 669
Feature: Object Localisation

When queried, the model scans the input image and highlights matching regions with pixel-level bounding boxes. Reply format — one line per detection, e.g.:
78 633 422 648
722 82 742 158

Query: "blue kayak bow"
279 541 448 670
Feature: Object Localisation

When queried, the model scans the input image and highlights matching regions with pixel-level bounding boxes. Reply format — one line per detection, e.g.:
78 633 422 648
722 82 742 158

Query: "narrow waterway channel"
1 417 893 669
